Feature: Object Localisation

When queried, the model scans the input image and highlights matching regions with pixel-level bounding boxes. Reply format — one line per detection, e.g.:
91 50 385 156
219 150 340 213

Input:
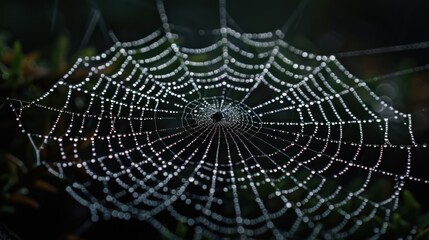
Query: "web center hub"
211 111 224 122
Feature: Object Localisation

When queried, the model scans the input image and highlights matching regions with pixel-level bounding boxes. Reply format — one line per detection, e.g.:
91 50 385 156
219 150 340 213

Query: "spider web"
7 0 429 239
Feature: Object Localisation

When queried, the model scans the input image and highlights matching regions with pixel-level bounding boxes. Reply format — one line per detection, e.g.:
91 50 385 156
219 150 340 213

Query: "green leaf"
401 190 420 223
8 41 23 84
175 221 188 238
51 36 69 74
403 190 420 209
4 153 27 173
418 212 429 229
72 47 97 61
0 174 15 194
415 227 429 240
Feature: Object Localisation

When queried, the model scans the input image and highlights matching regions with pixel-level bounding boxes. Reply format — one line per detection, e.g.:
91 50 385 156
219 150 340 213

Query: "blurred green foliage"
0 31 96 239
0 31 96 100
0 152 57 214
0 32 59 217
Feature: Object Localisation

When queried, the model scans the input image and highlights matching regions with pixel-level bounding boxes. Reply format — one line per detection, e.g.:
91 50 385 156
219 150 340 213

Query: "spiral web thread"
7 0 429 239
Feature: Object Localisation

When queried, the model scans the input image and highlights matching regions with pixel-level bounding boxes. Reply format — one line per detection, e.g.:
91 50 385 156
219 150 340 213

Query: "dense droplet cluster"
7 0 429 239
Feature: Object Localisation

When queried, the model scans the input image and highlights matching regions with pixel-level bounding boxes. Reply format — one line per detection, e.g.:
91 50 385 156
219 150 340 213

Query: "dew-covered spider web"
7 0 429 239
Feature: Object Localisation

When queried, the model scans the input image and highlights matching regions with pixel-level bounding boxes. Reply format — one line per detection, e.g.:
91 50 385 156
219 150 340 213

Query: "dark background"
1 0 429 239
